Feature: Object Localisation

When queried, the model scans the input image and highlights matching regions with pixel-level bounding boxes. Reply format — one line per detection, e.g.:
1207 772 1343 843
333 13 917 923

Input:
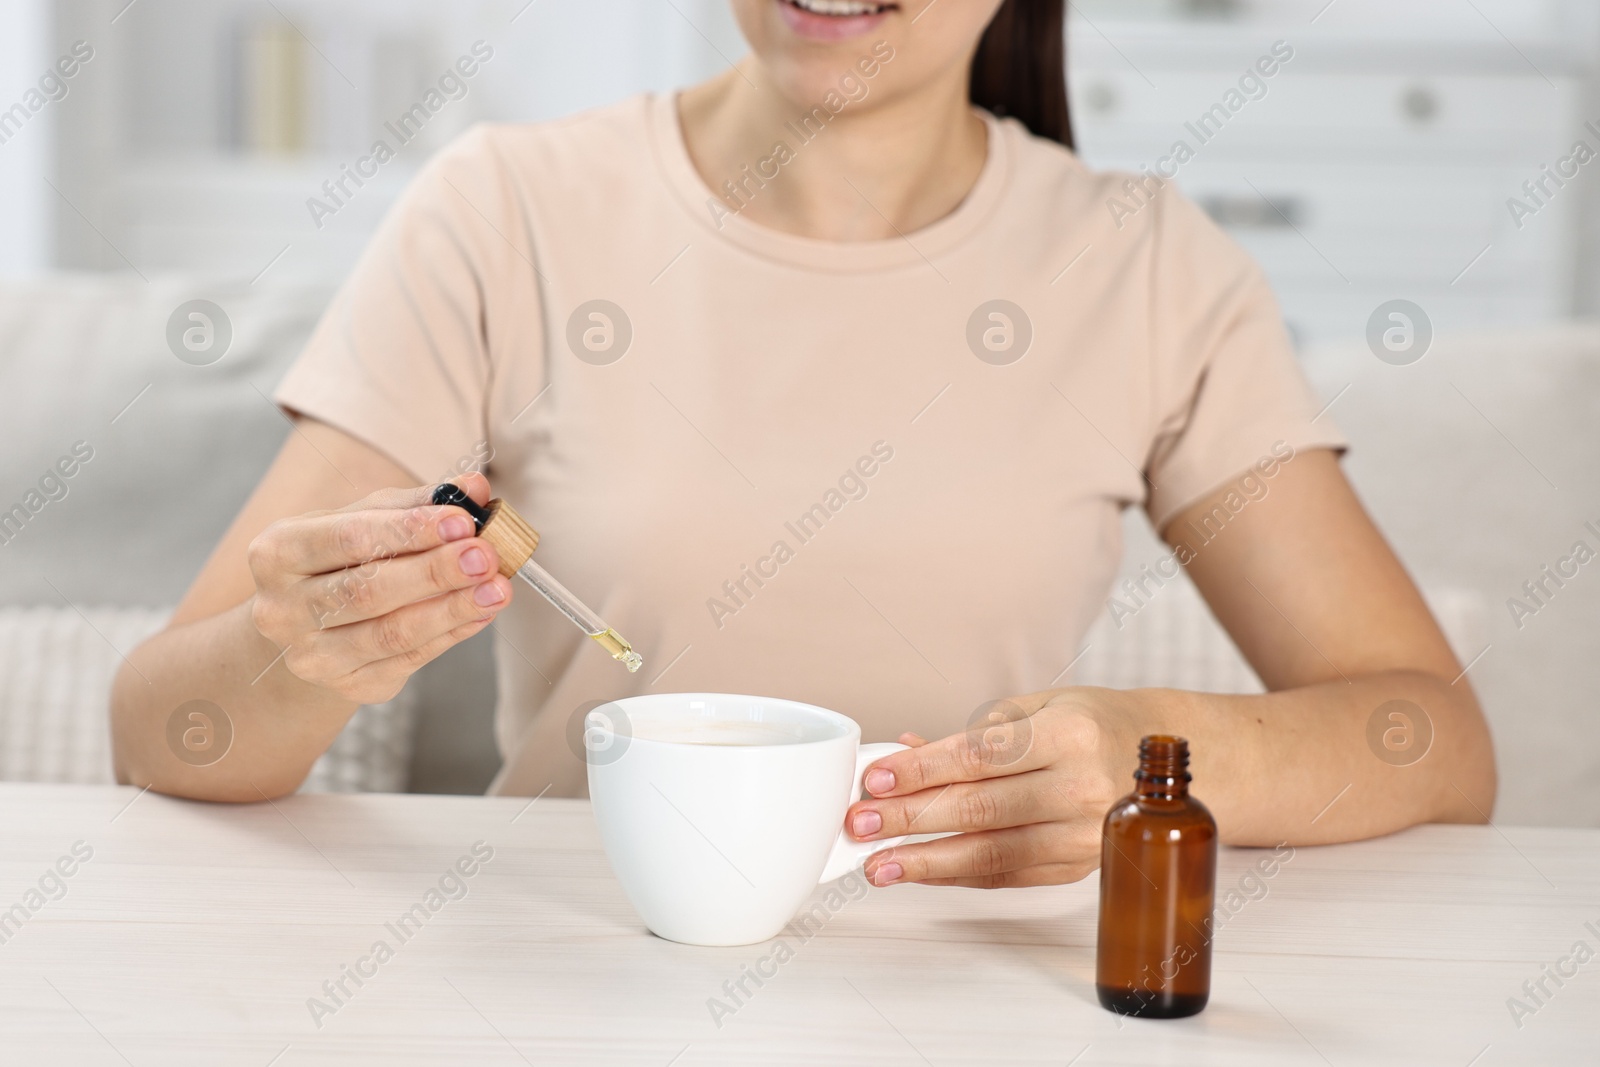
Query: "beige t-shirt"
275 93 1345 797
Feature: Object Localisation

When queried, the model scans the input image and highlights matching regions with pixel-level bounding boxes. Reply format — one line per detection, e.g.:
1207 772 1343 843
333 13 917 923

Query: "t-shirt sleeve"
274 125 514 483
1141 191 1347 531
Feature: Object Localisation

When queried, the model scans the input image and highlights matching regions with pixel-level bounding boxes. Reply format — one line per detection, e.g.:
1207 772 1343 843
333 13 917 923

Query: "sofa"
0 273 1594 825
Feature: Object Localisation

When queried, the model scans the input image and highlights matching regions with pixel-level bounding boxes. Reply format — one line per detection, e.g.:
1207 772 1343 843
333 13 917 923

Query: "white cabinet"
1069 0 1600 344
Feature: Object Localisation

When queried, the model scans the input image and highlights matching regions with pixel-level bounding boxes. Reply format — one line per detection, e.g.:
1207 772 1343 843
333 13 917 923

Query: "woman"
111 0 1495 889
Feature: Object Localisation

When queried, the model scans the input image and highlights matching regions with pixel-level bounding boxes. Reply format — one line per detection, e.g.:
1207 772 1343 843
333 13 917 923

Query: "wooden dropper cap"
431 484 540 577
478 499 540 576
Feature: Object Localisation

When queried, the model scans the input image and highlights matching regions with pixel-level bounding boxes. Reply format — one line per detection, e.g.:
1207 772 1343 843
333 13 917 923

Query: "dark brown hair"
969 0 1073 149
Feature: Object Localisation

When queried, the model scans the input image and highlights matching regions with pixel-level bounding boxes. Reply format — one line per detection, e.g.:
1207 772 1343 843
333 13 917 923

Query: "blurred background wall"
3 0 1597 344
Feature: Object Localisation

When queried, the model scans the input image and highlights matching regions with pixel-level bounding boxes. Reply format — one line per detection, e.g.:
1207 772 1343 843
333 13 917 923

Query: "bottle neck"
1135 735 1191 799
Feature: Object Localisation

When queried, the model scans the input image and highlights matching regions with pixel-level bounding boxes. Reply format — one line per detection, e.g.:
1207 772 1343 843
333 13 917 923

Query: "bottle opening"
1139 734 1188 759
1136 734 1191 789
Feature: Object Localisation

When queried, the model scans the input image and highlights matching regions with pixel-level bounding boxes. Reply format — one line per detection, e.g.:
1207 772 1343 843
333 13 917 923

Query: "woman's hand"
846 688 1149 888
245 473 513 706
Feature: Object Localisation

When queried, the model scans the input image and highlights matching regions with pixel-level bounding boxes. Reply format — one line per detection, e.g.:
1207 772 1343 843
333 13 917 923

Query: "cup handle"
818 742 910 884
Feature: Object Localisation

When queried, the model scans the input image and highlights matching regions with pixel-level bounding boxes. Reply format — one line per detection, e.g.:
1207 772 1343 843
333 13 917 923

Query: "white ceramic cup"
585 692 908 946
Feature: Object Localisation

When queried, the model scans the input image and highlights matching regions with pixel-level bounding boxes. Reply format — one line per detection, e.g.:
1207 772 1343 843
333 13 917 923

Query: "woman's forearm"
110 600 360 802
110 472 514 803
1122 670 1497 846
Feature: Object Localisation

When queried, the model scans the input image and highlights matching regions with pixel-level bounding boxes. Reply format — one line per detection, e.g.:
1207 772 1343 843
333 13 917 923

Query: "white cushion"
0 273 333 606
0 605 416 793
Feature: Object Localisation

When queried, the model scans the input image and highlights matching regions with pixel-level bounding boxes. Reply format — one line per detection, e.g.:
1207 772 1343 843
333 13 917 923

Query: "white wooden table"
0 783 1594 1065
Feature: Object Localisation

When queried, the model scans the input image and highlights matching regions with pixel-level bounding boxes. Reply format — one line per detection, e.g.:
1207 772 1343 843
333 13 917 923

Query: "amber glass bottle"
1096 735 1217 1018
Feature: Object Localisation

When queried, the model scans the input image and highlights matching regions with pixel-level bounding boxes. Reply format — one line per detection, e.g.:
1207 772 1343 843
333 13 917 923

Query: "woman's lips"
775 0 894 42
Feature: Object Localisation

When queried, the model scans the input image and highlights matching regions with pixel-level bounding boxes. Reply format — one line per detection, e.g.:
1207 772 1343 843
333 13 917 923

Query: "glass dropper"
431 485 642 672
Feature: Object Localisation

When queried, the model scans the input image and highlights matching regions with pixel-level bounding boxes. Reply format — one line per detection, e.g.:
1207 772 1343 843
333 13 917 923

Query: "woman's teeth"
787 0 891 16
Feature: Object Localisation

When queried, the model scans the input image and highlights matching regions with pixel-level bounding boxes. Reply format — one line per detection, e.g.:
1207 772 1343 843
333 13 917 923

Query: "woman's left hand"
847 688 1148 888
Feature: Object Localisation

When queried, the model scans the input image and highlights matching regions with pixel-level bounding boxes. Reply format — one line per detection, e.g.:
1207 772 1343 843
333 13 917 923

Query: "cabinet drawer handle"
1402 85 1440 123
1198 194 1305 228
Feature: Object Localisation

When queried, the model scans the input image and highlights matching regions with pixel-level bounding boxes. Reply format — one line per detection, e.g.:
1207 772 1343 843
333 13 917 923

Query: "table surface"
0 783 1595 1066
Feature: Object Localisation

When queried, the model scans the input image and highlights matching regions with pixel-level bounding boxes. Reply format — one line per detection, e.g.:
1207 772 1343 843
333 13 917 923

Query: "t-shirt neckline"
647 91 1010 273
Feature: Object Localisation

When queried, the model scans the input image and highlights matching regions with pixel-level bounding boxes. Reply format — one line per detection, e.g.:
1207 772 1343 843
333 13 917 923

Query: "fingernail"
865 768 894 795
870 861 902 886
460 547 491 576
851 810 882 838
440 515 473 542
474 581 505 607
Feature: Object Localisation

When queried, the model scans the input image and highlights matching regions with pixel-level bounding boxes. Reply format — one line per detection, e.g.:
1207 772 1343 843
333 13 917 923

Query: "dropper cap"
431 484 640 673
432 484 540 576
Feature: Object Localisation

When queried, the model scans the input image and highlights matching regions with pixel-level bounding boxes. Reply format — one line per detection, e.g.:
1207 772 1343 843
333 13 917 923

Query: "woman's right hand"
245 473 512 706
